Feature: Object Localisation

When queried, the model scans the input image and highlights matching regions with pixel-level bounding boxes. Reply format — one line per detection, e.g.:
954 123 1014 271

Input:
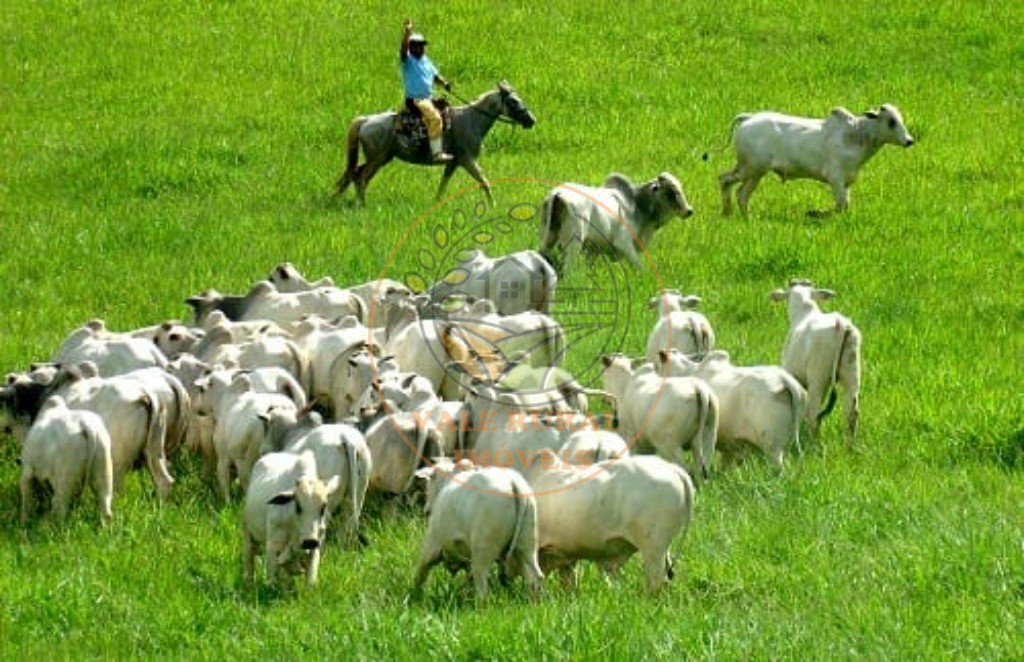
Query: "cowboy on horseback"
401 19 452 163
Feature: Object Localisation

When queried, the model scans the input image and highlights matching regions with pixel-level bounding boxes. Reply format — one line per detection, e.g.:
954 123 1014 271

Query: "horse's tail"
337 116 367 195
701 113 750 162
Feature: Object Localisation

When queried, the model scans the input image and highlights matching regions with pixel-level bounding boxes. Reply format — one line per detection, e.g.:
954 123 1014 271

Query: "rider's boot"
430 137 453 163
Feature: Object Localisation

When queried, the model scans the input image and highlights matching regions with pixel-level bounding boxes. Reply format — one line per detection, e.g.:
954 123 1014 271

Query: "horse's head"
498 81 536 129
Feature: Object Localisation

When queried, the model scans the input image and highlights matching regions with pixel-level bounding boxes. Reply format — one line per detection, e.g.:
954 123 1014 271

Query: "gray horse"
337 81 536 206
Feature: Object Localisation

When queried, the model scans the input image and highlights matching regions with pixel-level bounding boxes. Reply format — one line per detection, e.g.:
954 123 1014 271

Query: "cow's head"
267 473 340 553
639 172 694 226
866 104 914 147
769 280 837 321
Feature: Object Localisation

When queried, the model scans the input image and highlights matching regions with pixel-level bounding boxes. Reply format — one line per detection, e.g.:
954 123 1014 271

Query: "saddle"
394 98 452 141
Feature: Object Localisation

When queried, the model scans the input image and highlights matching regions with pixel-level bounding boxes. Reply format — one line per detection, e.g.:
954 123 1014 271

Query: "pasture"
1 0 1021 657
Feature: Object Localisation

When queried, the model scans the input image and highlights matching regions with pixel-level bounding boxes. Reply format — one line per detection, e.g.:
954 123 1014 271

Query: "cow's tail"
165 374 191 457
139 390 173 499
701 113 751 161
690 384 718 482
783 374 808 457
538 192 563 265
83 421 113 514
337 116 367 195
343 438 364 547
402 417 435 492
817 321 851 424
504 480 535 577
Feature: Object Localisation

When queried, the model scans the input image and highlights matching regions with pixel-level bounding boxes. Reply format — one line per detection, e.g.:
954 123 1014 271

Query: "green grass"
1 0 1022 657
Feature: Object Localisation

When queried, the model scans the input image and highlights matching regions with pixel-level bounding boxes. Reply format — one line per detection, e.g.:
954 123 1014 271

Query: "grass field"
1 0 1021 657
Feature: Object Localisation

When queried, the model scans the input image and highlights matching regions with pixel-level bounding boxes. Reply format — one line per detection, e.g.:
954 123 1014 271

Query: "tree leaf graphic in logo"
433 225 449 249
418 248 437 272
405 272 427 293
508 203 537 223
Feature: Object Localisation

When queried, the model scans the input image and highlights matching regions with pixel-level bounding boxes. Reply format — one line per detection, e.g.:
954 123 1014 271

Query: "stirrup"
431 151 453 163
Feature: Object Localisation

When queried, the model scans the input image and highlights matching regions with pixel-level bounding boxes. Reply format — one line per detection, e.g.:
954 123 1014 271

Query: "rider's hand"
443 80 452 92
403 19 413 33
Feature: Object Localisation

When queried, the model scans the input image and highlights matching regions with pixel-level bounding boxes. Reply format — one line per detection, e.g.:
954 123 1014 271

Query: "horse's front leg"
462 160 494 207
436 162 459 202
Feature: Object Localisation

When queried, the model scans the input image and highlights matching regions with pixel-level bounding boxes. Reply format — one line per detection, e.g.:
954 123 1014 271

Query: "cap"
408 32 428 45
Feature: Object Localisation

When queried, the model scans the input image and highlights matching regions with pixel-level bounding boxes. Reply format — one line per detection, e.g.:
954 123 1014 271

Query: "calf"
769 279 862 438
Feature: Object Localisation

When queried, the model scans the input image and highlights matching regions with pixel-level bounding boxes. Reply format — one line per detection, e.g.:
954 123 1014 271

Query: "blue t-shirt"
401 53 438 99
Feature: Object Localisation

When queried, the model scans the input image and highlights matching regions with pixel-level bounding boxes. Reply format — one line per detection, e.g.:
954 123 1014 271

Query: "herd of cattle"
0 101 902 598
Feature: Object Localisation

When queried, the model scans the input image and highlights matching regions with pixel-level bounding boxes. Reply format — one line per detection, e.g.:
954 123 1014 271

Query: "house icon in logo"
432 248 557 315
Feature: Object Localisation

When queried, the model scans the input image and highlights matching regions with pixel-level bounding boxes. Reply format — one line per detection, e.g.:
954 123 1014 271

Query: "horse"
336 81 536 207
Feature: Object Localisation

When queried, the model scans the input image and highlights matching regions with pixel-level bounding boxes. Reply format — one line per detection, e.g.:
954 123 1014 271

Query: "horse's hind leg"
355 157 391 206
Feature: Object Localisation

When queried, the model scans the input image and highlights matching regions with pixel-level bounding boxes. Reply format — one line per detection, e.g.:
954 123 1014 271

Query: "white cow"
427 248 558 315
413 459 543 600
362 402 446 496
770 280 862 439
716 103 914 216
243 450 340 589
601 354 718 480
262 409 372 547
200 372 299 501
645 292 716 363
52 322 168 376
19 396 114 526
526 452 695 593
558 429 629 466
539 172 694 272
657 349 806 468
186 280 366 327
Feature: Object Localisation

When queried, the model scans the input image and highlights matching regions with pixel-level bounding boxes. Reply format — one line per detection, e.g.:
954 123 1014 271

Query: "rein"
447 88 516 125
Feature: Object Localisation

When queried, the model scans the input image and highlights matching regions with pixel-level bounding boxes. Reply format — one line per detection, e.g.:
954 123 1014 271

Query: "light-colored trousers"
412 98 443 139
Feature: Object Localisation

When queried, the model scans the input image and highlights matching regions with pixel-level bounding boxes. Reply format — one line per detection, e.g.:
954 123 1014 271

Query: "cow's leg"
641 544 670 594
470 555 493 601
412 542 441 593
19 470 35 526
243 533 257 585
831 179 850 213
461 160 494 207
51 485 73 524
719 167 742 215
305 548 322 586
435 161 459 201
217 456 233 503
737 173 764 217
804 378 827 441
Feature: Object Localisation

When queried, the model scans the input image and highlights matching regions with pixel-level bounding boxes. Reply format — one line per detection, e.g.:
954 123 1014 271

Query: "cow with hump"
538 171 694 273
716 103 913 216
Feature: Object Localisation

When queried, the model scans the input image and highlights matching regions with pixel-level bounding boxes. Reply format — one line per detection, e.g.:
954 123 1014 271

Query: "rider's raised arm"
435 74 450 92
400 19 412 60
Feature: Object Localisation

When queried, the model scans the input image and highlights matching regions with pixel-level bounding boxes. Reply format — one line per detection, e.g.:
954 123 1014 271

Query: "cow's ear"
402 374 417 389
682 295 702 308
646 296 660 309
864 109 880 119
600 355 613 368
267 491 295 506
811 288 837 301
323 475 341 497
658 349 670 364
769 289 788 302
